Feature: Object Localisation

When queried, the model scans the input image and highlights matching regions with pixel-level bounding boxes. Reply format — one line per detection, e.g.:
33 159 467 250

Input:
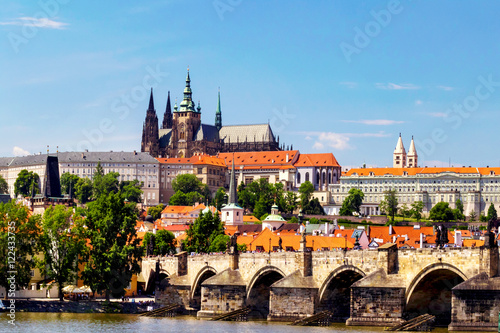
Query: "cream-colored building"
330 166 500 216
0 151 160 205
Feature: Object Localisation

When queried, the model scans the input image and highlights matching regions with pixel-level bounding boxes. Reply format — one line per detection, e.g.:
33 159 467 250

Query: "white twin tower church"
393 134 418 168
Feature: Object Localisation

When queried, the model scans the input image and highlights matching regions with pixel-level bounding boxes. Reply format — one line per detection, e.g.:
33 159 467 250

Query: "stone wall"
269 287 317 321
449 272 500 331
197 284 246 319
347 286 406 326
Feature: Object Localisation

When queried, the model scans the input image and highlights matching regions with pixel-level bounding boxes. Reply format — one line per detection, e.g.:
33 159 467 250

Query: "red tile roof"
293 153 340 167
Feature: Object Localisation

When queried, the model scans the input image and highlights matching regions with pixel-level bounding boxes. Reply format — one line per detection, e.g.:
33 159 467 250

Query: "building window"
305 172 310 182
297 173 301 184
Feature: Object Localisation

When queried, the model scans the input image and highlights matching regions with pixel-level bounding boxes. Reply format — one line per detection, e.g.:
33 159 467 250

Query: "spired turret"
407 136 418 168
215 88 222 131
178 69 197 113
393 133 407 168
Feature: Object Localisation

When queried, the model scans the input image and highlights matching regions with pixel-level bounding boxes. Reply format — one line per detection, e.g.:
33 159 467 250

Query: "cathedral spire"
227 154 238 205
162 91 173 129
179 68 195 112
148 88 155 112
215 88 222 131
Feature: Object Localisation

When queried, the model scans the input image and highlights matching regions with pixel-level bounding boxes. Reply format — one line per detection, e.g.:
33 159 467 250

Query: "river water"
1 313 452 333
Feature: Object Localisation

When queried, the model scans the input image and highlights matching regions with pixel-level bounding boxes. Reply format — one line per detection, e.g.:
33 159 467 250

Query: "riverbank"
13 299 152 314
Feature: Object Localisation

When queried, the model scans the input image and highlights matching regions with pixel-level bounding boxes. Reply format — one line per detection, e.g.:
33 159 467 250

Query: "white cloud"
437 85 454 91
415 100 423 105
305 131 389 151
13 146 30 156
305 136 312 140
375 82 420 90
342 119 404 126
339 81 357 88
428 112 448 118
314 132 351 150
0 17 69 29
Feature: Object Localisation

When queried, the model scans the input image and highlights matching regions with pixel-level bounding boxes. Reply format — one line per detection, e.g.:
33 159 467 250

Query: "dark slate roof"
234 224 262 234
277 223 300 233
159 129 172 148
195 124 219 142
0 152 159 167
8 154 49 167
58 151 159 164
219 124 275 143
0 157 14 167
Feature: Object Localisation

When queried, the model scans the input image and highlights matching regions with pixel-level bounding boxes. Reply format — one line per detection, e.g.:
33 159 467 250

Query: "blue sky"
1 0 500 169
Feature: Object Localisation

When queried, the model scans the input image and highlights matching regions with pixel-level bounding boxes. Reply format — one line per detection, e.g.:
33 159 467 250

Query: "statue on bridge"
435 225 449 249
147 234 155 256
226 232 239 254
485 218 499 248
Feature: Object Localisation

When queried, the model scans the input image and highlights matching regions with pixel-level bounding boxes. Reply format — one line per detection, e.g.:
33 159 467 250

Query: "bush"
309 217 320 224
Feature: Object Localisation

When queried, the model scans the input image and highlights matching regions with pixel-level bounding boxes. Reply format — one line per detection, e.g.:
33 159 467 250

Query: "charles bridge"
142 239 500 331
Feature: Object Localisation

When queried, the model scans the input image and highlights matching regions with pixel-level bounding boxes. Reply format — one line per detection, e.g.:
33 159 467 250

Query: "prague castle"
141 69 282 158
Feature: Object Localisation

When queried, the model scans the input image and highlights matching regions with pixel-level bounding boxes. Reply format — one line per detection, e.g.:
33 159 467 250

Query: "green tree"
169 191 189 206
14 169 40 197
298 181 315 209
37 205 86 301
0 201 40 293
469 210 477 221
399 204 411 221
119 179 143 203
155 229 176 255
429 202 454 222
410 201 424 222
208 234 230 253
93 172 120 198
253 196 268 220
75 178 93 204
143 230 176 256
303 198 325 215
487 203 497 221
284 191 299 214
60 172 80 198
184 211 224 253
380 189 398 222
340 188 365 215
212 187 226 211
148 204 165 220
479 213 488 222
172 174 202 194
289 216 299 224
456 199 464 218
237 182 254 211
0 175 8 194
82 192 142 301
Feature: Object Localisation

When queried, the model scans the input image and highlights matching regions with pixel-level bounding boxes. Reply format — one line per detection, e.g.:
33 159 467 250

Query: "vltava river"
2 313 388 333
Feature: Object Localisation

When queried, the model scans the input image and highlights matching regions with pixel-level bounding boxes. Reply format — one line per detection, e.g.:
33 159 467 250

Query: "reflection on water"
2 313 452 333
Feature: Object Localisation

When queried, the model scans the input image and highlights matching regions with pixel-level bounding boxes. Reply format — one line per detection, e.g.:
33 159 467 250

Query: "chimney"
286 153 289 163
325 222 329 235
420 233 424 248
389 224 393 235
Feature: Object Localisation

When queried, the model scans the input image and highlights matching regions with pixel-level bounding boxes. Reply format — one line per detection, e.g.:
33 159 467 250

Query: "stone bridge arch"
318 265 366 320
190 266 217 309
246 265 286 319
406 263 467 326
